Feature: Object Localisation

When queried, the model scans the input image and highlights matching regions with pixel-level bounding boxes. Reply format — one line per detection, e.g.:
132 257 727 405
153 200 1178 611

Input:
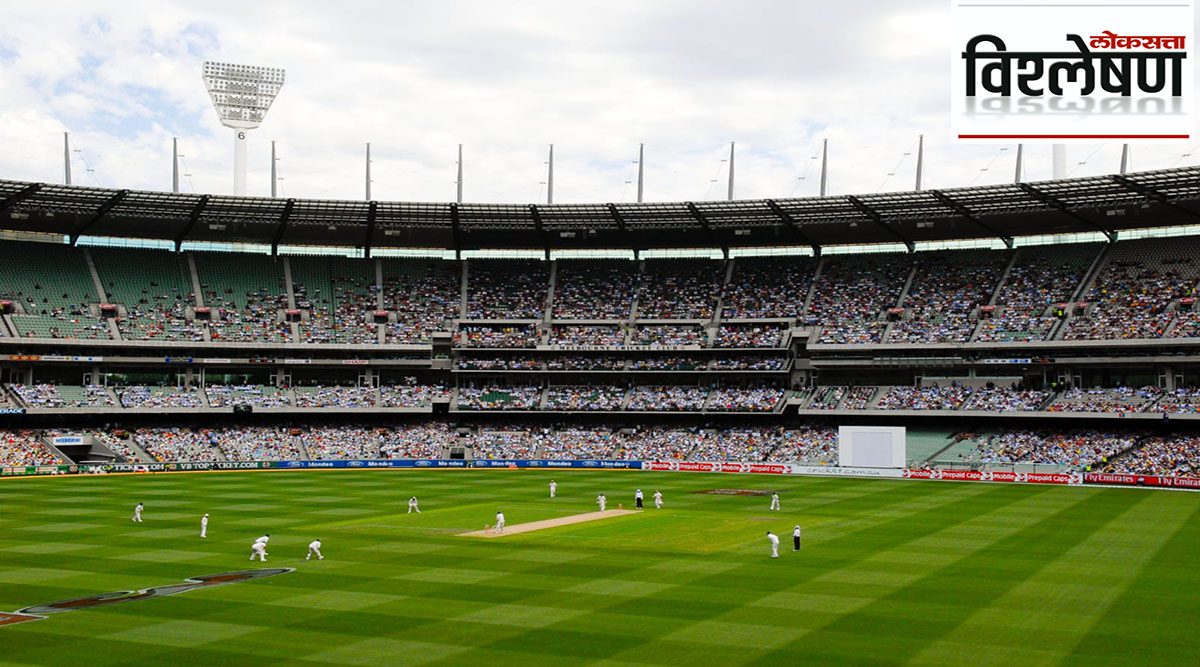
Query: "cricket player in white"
549 480 557 498
255 534 270 548
200 513 209 538
653 490 663 509
408 496 420 513
767 531 780 558
132 503 144 522
597 493 607 511
495 511 505 533
793 525 802 551
769 493 781 511
307 539 323 560
250 539 268 562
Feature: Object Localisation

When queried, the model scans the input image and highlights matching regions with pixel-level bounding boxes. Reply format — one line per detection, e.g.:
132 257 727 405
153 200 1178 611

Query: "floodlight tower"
202 62 286 196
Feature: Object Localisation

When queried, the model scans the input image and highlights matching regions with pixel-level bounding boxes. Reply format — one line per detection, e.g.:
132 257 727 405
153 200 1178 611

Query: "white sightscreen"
838 426 906 468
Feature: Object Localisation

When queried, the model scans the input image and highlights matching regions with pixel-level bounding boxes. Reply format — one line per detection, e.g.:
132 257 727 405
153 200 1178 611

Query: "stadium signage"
51 436 83 445
1083 472 1200 488
951 0 1194 141
0 568 293 628
536 345 700 351
794 465 904 478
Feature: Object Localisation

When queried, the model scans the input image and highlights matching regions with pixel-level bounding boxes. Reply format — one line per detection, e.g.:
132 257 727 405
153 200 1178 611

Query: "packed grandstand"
1 169 1199 481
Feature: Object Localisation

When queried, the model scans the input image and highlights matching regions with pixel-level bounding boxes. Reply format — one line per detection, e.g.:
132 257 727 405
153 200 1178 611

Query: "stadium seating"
292 256 378 344
1064 237 1200 340
0 429 63 465
194 252 292 343
636 259 722 319
887 250 1008 344
807 252 909 344
721 257 815 319
381 259 460 343
553 260 638 319
90 247 203 341
0 241 108 339
976 244 1098 342
466 260 548 319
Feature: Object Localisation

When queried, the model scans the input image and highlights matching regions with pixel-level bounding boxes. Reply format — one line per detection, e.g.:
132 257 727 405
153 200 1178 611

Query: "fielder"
549 480 557 498
132 502 144 522
767 531 780 558
635 489 644 509
250 539 268 562
307 538 323 560
255 534 270 548
769 493 781 511
408 496 421 514
597 493 607 512
200 513 209 538
653 490 663 509
495 511 505 533
793 525 802 551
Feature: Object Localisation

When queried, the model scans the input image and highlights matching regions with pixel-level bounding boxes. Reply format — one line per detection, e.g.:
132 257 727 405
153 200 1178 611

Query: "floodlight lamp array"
202 61 286 130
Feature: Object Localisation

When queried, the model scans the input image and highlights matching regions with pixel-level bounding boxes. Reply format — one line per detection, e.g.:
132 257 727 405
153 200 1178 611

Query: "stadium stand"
12 384 114 408
194 252 292 343
7 172 1200 482
976 244 1098 342
466 259 548 319
636 259 722 319
292 256 378 344
294 385 377 408
381 258 460 343
118 386 203 409
887 250 1008 343
552 260 638 319
90 247 203 341
1063 237 1200 340
806 252 909 344
205 384 292 408
0 241 108 339
0 429 63 465
545 385 626 410
721 257 815 319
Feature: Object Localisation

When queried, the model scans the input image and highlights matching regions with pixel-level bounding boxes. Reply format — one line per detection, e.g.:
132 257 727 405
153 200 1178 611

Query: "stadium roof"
1 166 1198 255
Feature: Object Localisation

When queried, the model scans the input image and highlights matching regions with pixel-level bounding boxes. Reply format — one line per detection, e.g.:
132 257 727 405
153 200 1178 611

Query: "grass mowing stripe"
728 487 1093 658
1 470 1197 666
774 486 1145 664
1059 494 1200 667
907 490 1197 666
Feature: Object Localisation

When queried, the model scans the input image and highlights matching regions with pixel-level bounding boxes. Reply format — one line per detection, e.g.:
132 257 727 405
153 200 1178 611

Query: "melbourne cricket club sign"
951 0 1194 142
0 568 293 627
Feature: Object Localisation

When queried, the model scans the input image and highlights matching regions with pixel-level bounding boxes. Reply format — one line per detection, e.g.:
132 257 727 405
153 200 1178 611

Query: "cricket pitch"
459 509 641 538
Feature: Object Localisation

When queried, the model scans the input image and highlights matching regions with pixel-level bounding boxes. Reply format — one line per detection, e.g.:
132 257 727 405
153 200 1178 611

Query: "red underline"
959 134 1190 139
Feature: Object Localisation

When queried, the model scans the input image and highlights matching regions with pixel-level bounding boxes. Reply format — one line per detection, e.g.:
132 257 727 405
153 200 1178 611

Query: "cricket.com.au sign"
951 0 1194 142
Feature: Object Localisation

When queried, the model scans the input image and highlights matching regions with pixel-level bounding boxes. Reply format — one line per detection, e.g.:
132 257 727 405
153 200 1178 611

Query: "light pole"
202 61 286 196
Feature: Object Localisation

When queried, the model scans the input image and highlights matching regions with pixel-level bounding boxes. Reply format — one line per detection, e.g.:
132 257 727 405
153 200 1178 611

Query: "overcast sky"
0 0 1197 204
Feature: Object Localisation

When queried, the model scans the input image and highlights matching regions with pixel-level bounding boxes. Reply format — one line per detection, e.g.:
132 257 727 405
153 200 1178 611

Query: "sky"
0 0 1197 204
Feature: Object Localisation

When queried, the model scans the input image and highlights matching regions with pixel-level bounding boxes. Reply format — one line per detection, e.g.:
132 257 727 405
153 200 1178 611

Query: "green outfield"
0 469 1197 666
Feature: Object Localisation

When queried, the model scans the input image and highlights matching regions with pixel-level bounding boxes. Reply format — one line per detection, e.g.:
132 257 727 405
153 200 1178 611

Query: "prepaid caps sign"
950 0 1195 142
